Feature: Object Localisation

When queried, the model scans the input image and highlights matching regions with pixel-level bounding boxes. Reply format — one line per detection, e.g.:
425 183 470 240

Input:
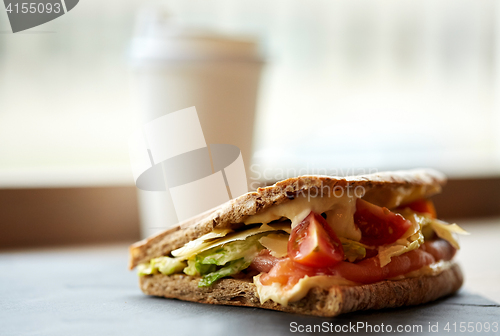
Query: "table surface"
1 218 499 336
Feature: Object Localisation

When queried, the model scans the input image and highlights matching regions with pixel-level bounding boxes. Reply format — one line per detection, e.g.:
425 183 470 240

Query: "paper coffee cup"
129 10 264 236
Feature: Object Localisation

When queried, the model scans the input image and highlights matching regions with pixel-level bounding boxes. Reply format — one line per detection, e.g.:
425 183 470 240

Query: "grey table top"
1 241 499 336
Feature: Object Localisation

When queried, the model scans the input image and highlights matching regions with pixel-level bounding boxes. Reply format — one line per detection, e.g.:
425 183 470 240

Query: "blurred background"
1 0 500 247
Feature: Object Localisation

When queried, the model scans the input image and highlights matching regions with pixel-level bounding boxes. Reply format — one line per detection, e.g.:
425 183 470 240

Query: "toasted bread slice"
139 262 463 317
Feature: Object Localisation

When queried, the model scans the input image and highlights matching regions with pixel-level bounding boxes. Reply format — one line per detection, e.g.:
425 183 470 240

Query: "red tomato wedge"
399 199 437 218
259 239 456 288
288 212 344 268
354 199 412 246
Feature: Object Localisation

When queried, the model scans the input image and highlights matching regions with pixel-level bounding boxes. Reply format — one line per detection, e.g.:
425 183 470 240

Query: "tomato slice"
354 199 412 246
288 212 344 268
399 199 437 218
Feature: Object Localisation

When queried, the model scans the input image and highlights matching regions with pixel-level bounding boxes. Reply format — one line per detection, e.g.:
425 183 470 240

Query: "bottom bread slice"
139 263 463 317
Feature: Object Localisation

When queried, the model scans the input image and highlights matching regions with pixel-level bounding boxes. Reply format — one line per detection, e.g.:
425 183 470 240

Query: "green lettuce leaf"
198 258 251 287
137 263 156 276
185 233 265 286
141 231 268 285
340 238 367 262
183 257 216 276
138 257 186 276
196 234 263 266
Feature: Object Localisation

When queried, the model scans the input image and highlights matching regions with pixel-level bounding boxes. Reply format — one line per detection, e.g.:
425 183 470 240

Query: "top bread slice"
129 169 446 269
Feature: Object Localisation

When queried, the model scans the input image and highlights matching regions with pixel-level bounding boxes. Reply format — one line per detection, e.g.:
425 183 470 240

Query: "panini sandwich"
129 169 467 316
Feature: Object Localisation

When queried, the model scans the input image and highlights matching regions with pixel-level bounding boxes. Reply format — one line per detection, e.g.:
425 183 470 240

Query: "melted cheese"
254 274 357 306
169 228 231 259
271 222 292 234
244 194 360 240
429 219 469 249
171 222 291 259
259 233 289 258
324 197 360 241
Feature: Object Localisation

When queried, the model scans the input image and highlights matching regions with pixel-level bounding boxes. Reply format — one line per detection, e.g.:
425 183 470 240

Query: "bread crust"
129 169 446 269
139 262 463 317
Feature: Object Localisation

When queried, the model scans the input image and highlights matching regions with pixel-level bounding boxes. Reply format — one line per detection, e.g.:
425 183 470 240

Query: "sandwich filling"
138 194 468 306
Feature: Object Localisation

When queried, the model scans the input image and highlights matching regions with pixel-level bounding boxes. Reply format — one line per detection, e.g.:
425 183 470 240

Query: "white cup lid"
130 8 263 63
